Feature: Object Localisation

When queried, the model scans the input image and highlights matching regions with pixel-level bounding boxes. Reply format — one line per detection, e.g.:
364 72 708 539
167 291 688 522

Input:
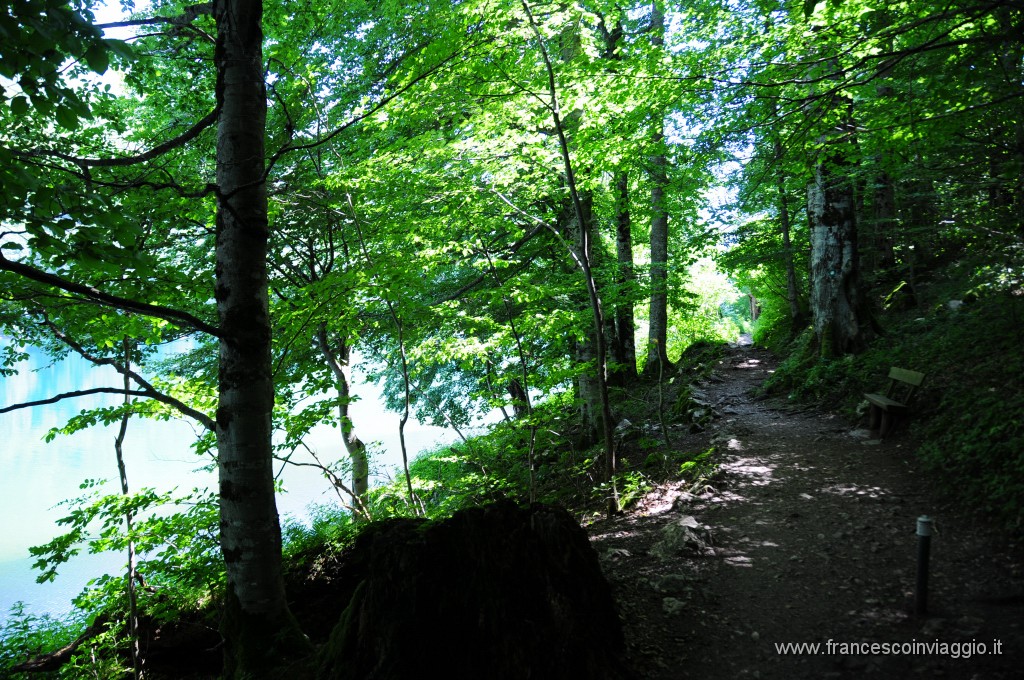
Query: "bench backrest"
885 367 925 403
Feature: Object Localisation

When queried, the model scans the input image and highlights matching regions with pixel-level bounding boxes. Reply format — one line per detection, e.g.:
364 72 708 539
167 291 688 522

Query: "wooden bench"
865 367 925 437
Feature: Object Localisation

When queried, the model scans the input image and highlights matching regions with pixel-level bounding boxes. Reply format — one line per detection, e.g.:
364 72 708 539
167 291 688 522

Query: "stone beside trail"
591 344 1023 680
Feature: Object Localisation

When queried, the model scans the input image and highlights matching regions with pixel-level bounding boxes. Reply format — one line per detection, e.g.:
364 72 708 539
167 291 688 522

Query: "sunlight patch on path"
820 483 891 500
720 455 776 487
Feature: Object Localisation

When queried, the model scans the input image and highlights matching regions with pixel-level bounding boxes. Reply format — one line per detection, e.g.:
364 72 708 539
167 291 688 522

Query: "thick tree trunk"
807 147 866 357
213 0 308 674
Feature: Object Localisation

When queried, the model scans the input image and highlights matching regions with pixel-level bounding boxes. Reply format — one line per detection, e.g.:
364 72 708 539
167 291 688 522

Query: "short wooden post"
915 515 933 617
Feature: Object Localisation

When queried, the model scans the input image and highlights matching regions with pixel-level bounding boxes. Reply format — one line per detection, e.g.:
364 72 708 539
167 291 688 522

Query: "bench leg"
879 410 894 438
868 404 881 432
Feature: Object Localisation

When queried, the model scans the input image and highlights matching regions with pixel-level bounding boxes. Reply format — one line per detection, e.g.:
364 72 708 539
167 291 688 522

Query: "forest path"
589 343 1023 680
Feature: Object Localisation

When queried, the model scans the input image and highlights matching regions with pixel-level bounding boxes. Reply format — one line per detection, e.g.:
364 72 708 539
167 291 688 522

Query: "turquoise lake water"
0 344 459 620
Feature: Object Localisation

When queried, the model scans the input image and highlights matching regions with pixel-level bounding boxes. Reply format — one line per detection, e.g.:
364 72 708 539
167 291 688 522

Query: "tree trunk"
568 196 604 445
611 170 638 384
213 0 309 673
574 335 601 447
507 378 529 419
645 2 672 376
316 325 369 519
522 0 616 514
774 138 805 332
115 339 143 680
598 18 636 386
864 16 898 282
807 143 866 357
868 169 898 276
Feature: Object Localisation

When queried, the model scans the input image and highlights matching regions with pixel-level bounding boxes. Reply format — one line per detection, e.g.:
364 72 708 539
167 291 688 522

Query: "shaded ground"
134 342 1022 679
591 342 1024 679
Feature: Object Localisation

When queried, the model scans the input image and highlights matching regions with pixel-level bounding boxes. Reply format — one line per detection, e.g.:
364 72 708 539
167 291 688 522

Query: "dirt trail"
591 343 1023 680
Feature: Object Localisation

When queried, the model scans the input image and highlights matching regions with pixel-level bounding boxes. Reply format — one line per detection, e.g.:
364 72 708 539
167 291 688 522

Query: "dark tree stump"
318 500 633 680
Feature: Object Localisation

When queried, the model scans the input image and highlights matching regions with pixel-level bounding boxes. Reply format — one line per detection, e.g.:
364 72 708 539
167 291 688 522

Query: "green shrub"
751 292 800 350
916 387 1024 526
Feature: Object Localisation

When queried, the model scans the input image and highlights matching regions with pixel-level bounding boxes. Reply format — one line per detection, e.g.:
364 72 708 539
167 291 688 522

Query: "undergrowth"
0 342 730 678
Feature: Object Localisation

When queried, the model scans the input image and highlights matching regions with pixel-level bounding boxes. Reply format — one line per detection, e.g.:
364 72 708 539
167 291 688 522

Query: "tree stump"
318 500 634 680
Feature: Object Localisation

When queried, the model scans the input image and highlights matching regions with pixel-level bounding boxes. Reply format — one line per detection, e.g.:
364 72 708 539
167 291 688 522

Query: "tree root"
10 616 107 673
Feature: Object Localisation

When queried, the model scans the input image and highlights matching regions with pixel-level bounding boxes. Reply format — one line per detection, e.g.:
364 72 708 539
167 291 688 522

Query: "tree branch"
94 3 213 30
0 388 150 414
39 318 217 431
262 43 471 176
429 223 546 304
0 254 221 337
15 108 219 169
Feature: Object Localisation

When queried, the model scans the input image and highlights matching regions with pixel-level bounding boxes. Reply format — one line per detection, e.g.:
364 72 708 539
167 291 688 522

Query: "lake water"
0 344 463 620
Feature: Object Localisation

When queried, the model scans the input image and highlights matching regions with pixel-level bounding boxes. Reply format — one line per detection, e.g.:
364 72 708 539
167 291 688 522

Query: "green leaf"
84 43 109 74
9 95 29 115
104 39 135 62
55 105 79 130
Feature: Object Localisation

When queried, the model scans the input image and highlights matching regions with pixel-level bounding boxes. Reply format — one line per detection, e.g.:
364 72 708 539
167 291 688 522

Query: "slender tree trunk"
522 0 617 515
869 170 898 275
393 313 421 513
213 0 308 673
315 325 369 519
485 249 538 501
115 339 143 680
773 137 805 332
574 335 600 446
568 195 604 445
597 10 636 387
612 170 638 383
485 360 514 423
645 1 672 376
864 15 899 282
344 190 418 512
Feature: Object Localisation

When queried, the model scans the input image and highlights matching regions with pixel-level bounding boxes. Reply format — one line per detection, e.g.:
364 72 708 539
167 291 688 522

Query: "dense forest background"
1 0 1021 677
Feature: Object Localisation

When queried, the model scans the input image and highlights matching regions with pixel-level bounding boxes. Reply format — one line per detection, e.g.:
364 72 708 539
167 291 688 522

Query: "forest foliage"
1 0 1022 676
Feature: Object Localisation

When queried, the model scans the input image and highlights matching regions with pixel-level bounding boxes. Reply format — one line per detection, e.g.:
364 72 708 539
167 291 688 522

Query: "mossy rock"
672 385 716 432
674 340 726 380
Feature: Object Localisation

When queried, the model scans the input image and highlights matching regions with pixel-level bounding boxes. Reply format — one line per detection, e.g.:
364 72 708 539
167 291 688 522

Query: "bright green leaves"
28 481 222 608
0 0 119 122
